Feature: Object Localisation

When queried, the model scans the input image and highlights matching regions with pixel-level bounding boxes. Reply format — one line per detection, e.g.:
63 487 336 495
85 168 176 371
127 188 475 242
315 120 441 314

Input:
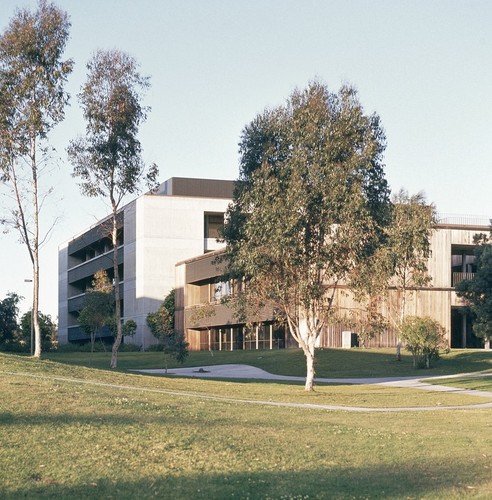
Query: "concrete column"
462 314 467 348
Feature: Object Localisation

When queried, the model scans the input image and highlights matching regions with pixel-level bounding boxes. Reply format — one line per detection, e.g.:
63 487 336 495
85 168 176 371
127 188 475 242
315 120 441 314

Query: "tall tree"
67 49 158 368
456 231 492 341
385 190 436 359
222 81 390 390
0 0 73 358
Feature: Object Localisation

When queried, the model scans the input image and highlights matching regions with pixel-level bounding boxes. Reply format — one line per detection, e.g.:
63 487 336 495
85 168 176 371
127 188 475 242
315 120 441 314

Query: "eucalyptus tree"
0 0 73 358
384 190 437 359
68 49 158 368
222 81 390 390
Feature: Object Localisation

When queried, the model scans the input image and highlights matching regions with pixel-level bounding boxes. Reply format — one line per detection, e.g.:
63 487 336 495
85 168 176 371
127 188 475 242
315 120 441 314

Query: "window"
451 245 477 287
212 280 231 302
204 213 224 239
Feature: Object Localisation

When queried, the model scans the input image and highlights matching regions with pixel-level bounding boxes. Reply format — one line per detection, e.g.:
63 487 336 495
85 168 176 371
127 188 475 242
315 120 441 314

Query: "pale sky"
1 0 491 319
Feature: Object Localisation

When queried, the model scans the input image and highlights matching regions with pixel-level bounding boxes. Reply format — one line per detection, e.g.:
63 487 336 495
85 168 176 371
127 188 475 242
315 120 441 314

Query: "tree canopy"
222 81 391 390
20 309 57 345
0 293 21 344
78 270 114 356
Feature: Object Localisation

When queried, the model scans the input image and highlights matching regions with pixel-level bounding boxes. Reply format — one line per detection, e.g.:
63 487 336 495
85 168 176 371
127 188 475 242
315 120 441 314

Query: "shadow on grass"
0 409 284 431
3 460 488 499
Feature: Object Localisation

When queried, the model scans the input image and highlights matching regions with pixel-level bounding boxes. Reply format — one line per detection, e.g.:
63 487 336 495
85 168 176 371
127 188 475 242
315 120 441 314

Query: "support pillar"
462 315 467 348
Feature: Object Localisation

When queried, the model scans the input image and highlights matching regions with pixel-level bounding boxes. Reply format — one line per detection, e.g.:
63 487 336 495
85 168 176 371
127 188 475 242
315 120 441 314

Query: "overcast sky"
1 0 491 319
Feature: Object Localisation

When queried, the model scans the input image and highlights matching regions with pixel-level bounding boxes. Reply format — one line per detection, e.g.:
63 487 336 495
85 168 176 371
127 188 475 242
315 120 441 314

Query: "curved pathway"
136 364 492 411
4 366 492 413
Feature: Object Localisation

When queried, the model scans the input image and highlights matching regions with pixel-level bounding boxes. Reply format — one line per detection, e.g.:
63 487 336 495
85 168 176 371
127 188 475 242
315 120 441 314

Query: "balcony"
452 272 475 287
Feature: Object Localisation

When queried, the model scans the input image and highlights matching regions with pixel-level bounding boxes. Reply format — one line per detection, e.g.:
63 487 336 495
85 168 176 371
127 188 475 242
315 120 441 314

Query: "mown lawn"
46 347 492 378
1 352 492 499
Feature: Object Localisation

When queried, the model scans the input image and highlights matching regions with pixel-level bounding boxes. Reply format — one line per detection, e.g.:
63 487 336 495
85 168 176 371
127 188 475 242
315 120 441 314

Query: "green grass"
1 352 492 499
428 374 492 392
46 347 492 378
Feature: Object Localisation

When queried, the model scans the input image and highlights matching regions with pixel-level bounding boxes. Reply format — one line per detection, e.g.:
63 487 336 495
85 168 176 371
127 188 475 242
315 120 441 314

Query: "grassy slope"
1 352 492 499
46 347 492 378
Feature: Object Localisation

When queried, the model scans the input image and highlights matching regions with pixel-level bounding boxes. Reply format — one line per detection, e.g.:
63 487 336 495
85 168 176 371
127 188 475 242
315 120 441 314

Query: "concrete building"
176 214 491 351
58 177 234 348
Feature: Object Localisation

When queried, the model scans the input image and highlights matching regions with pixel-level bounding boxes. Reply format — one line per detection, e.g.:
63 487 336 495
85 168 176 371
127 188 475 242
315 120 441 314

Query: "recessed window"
204 213 224 239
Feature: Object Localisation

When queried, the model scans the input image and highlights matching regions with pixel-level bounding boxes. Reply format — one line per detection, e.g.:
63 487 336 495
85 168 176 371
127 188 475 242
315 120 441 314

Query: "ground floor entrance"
450 308 488 348
187 323 289 351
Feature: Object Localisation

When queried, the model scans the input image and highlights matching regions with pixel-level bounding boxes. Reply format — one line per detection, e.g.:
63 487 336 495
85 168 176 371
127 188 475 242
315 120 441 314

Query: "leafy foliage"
67 49 158 368
78 270 114 356
400 316 448 368
222 80 390 390
67 49 158 204
20 309 57 344
0 292 21 343
0 0 73 357
123 319 137 338
147 290 188 372
386 190 437 322
456 234 492 340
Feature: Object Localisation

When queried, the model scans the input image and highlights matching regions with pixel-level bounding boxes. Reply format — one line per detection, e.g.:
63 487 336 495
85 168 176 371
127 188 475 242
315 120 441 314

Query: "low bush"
400 316 449 368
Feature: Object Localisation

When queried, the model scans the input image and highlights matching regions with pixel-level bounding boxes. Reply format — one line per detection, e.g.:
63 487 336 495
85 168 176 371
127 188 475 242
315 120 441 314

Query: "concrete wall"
124 193 230 348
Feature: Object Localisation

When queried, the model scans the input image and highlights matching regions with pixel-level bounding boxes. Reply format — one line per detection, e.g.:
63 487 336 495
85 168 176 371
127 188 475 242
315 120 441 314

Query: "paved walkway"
137 364 492 399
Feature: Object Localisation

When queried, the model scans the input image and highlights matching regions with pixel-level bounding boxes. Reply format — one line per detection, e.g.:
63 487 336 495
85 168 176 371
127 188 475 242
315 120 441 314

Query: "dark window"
204 213 224 239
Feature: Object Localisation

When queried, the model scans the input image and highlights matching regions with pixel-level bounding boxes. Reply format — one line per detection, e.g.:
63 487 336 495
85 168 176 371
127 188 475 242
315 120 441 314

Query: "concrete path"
136 364 492 399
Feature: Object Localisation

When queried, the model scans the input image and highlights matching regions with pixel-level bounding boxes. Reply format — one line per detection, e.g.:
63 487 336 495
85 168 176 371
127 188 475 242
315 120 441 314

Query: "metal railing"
437 214 491 227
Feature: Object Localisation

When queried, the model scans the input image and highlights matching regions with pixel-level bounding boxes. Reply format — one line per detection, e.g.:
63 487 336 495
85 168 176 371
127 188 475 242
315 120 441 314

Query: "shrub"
118 342 141 352
400 316 448 368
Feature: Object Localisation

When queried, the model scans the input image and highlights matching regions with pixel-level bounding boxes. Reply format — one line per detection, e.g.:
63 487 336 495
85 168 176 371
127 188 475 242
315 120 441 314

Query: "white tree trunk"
110 210 123 368
287 307 318 391
31 136 41 358
303 344 316 391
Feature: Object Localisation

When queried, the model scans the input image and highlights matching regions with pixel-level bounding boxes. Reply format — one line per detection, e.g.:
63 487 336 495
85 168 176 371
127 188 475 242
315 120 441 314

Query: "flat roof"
157 177 235 199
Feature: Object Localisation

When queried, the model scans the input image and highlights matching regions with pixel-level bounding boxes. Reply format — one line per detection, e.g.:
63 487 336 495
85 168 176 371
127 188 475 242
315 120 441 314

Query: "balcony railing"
452 272 475 287
437 214 491 227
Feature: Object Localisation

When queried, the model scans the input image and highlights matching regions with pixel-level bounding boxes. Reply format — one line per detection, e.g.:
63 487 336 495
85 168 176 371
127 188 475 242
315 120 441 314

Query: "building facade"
58 177 234 348
176 214 491 351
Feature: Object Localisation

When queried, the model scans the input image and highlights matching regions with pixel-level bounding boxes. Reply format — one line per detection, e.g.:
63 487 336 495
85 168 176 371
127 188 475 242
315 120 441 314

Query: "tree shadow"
3 460 489 499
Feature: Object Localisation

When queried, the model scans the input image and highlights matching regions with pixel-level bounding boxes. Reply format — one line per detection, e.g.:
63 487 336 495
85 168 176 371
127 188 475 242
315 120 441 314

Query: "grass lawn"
1 352 492 499
45 347 492 379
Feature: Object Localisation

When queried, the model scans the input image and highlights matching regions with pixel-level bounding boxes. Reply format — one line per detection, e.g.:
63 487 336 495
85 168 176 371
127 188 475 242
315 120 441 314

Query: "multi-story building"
176 214 491 351
58 177 234 348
